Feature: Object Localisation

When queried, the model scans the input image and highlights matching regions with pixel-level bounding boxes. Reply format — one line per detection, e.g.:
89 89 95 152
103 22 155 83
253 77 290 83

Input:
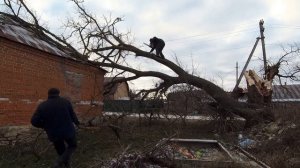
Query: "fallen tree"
1 0 276 127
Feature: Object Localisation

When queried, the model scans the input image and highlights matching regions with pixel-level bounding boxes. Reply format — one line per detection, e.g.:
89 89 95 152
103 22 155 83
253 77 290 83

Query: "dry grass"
250 103 300 168
0 119 222 168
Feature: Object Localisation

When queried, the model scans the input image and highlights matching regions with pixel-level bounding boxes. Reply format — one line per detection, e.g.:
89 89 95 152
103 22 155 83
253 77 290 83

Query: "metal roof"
0 14 107 72
272 84 300 102
0 14 74 59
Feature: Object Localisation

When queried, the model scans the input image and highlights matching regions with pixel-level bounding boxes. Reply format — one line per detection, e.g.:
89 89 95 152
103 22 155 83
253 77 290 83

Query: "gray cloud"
23 0 300 90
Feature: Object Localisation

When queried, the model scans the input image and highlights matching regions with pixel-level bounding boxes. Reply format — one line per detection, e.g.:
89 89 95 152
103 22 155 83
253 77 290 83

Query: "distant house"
272 84 300 102
104 77 130 100
0 14 106 126
235 84 300 105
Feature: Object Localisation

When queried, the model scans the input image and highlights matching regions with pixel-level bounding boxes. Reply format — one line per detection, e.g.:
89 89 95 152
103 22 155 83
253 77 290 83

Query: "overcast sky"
5 0 300 91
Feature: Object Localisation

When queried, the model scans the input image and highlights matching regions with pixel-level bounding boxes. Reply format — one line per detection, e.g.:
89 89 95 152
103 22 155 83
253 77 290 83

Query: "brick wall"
0 37 105 126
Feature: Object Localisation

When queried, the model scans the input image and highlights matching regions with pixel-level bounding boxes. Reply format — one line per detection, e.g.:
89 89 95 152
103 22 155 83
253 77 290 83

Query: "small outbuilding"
104 77 130 100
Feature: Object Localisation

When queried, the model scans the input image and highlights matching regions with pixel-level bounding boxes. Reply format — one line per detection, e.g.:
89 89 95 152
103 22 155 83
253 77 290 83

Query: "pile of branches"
102 152 174 168
98 138 177 168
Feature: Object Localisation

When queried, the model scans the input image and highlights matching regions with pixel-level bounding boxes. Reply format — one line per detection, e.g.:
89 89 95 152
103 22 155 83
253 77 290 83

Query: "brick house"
0 14 106 126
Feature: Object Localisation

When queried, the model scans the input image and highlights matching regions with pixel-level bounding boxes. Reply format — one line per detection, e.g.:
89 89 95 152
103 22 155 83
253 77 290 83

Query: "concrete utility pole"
236 62 238 84
259 19 268 78
233 37 260 91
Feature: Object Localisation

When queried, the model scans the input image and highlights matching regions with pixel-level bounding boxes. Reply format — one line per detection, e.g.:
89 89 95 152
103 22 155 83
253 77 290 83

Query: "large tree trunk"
186 74 274 127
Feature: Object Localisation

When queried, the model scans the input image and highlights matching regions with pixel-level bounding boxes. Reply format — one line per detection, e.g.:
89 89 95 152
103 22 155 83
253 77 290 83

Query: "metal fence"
103 100 164 113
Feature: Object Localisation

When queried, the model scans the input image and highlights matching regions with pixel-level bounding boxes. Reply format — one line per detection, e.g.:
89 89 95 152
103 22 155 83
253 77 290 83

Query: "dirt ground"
0 108 299 168
0 118 236 168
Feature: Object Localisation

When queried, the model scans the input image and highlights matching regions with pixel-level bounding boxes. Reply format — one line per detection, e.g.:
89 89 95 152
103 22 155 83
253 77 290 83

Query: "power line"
175 45 253 57
165 24 300 43
166 27 257 42
268 24 300 29
176 40 299 58
164 23 300 58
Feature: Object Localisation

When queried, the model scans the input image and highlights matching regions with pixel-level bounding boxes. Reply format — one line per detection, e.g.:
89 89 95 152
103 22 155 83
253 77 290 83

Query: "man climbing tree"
149 36 165 59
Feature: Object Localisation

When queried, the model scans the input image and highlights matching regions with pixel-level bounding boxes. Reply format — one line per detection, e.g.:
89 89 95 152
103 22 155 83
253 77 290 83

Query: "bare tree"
0 0 275 127
268 45 300 82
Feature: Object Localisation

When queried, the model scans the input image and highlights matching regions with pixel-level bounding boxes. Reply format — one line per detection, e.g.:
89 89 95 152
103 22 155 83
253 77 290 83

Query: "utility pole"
233 37 260 91
235 62 238 84
259 19 268 78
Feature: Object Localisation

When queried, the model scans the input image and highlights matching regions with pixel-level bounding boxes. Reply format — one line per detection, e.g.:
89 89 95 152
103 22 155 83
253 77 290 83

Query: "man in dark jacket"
149 36 165 59
31 88 80 168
